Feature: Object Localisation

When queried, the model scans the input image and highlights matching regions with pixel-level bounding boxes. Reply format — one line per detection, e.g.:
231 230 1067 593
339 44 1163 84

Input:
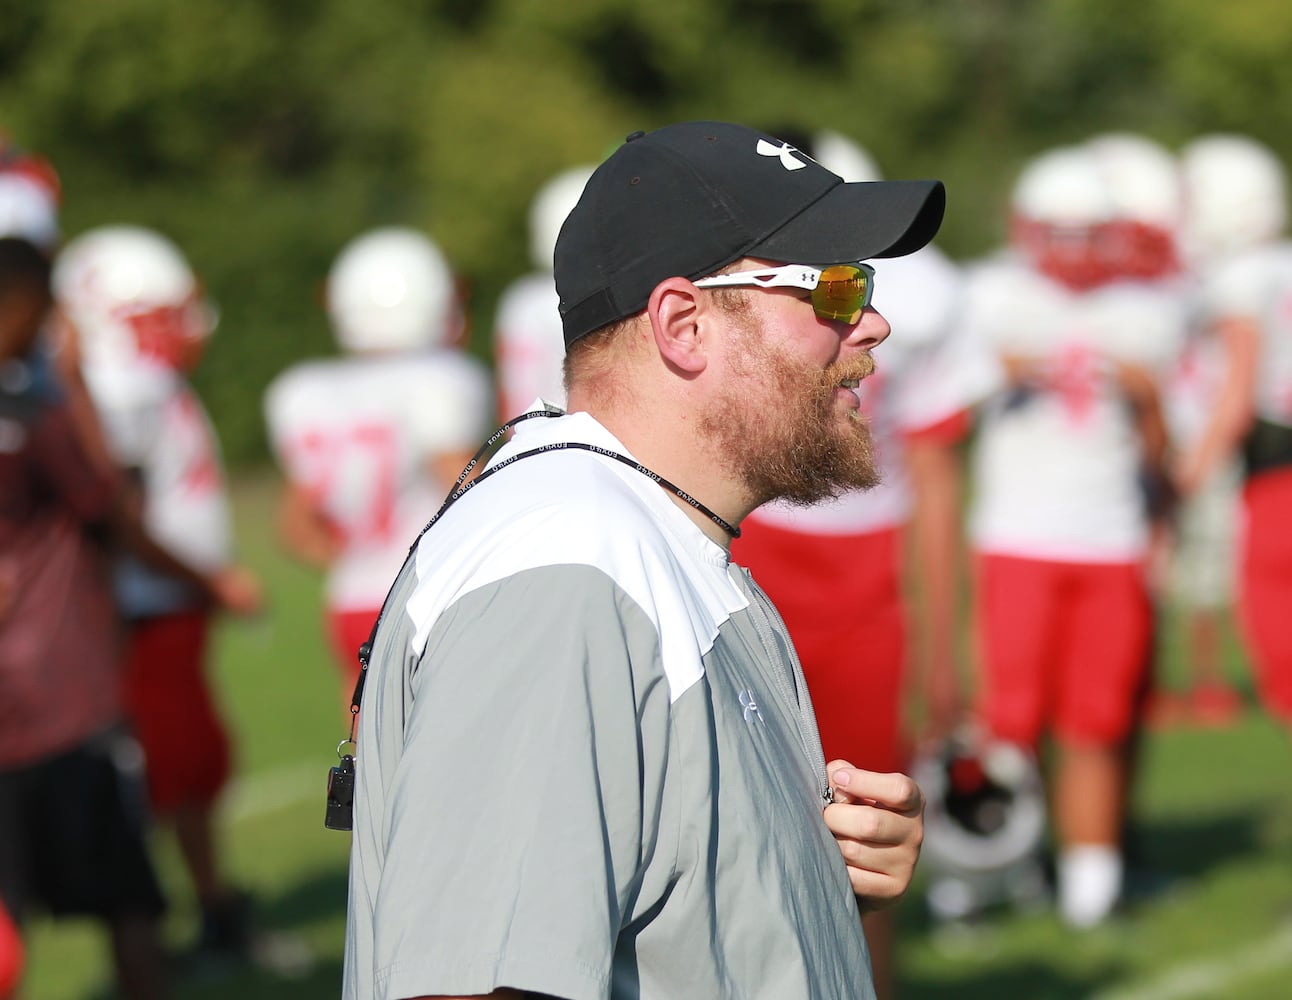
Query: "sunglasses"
693 262 876 324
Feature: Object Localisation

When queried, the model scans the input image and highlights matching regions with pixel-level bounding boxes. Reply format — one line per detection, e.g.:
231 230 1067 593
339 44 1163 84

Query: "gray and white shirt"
343 409 875 1000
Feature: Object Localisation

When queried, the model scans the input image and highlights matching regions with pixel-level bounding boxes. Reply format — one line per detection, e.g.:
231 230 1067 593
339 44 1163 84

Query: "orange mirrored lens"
811 265 869 323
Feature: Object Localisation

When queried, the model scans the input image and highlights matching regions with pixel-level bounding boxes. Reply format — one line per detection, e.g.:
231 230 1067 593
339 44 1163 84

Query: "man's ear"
646 277 708 375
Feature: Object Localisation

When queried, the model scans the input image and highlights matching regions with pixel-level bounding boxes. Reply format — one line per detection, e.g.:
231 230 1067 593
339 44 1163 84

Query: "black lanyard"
342 408 738 738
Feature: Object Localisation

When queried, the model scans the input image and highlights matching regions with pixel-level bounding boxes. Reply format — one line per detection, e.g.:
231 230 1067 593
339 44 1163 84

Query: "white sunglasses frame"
692 261 876 319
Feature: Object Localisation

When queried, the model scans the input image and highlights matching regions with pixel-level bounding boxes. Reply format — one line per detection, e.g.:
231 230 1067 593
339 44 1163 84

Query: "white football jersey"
493 272 566 419
749 245 996 536
965 259 1186 561
83 361 233 616
264 350 493 611
1202 241 1292 428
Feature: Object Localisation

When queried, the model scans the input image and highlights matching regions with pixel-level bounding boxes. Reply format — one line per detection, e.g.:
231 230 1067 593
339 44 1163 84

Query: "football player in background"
1178 134 1292 734
264 227 493 697
961 146 1185 928
1090 132 1248 728
730 129 994 998
53 225 263 966
493 165 594 419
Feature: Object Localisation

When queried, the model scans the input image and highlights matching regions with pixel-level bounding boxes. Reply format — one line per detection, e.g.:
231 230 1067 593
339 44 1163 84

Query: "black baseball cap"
554 120 946 348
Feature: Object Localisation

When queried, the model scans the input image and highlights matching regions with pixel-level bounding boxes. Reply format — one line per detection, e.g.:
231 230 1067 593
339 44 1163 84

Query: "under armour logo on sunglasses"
756 139 807 171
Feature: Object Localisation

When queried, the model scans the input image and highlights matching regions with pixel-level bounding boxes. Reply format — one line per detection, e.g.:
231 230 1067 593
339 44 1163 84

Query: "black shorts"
0 727 167 923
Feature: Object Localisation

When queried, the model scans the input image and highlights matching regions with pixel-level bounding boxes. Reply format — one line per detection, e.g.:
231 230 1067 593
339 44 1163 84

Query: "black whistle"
325 754 356 831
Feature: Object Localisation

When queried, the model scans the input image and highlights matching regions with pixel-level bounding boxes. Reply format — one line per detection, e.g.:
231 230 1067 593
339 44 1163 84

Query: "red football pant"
122 611 231 813
326 607 380 693
0 899 21 999
974 553 1153 748
1239 468 1292 723
732 521 907 773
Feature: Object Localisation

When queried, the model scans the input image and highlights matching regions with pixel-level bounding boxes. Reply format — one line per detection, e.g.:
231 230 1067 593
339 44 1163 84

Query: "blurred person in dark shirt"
0 235 173 998
0 233 264 997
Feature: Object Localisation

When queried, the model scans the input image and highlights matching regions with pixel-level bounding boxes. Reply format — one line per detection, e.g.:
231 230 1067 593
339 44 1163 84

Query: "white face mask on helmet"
1180 134 1288 260
326 227 460 353
527 167 595 274
52 225 216 372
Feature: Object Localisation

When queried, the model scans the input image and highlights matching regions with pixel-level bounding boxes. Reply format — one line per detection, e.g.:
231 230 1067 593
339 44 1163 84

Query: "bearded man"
342 121 945 1000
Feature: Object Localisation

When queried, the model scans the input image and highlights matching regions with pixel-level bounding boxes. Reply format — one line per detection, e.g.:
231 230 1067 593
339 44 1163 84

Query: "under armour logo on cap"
756 139 807 171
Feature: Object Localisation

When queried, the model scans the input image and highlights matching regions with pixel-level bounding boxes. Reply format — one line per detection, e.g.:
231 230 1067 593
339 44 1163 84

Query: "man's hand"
823 761 925 912
917 655 963 745
209 564 264 617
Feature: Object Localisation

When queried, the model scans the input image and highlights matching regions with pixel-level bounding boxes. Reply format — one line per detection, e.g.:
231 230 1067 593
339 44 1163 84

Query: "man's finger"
823 802 923 848
827 764 924 815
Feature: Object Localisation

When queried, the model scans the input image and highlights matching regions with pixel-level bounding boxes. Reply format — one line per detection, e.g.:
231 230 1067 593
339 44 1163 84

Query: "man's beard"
701 321 880 508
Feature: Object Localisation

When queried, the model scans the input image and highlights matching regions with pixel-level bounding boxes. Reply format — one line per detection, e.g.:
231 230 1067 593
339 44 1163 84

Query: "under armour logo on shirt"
756 139 807 171
738 689 765 724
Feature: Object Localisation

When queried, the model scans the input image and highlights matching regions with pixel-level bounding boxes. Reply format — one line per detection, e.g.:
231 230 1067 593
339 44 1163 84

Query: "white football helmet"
1013 145 1115 228
0 172 60 252
327 227 460 353
528 166 595 273
1011 146 1116 289
913 728 1047 879
53 225 216 372
810 130 883 183
1180 133 1287 259
1087 132 1181 229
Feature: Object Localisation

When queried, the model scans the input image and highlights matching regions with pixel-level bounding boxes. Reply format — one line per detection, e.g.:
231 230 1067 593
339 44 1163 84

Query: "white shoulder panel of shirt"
405 410 748 704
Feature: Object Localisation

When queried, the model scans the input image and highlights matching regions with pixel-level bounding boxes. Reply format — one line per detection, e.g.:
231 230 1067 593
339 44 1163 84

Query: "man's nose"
845 307 891 351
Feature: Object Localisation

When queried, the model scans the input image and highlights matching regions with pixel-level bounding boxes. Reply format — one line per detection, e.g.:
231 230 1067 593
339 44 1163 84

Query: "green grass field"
21 471 1292 999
